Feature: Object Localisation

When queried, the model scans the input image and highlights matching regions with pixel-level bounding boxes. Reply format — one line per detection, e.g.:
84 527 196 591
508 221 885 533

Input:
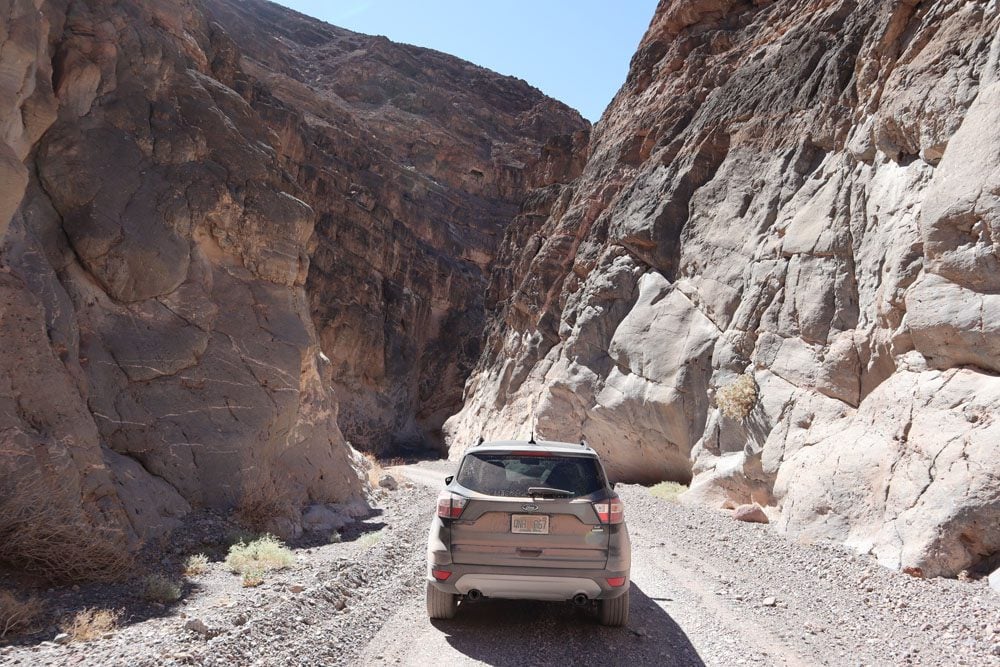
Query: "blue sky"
271 1 658 122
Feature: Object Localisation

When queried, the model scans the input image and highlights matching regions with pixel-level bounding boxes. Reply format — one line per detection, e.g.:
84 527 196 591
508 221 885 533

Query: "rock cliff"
0 0 584 556
446 0 1000 577
201 0 587 453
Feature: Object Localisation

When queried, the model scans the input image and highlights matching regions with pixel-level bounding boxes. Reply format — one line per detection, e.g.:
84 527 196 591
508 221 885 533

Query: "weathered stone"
301 505 348 533
184 618 221 639
733 504 769 525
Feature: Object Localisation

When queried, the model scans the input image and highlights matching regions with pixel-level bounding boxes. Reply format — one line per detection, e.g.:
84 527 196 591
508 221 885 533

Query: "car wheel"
598 588 629 626
426 581 458 620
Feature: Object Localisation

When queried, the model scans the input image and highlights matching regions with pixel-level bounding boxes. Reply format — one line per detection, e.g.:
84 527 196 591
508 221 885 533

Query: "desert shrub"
0 590 43 639
233 476 293 535
649 481 686 502
61 608 121 642
183 553 210 576
359 451 384 487
0 477 134 583
141 574 182 603
224 535 294 575
716 374 759 420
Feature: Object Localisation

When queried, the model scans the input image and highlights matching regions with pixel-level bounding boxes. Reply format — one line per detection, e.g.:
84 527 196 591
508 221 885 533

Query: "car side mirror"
445 475 454 486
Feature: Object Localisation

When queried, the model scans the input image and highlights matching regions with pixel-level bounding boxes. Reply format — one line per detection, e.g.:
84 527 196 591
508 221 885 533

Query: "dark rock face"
0 0 584 544
447 0 1000 577
203 0 588 454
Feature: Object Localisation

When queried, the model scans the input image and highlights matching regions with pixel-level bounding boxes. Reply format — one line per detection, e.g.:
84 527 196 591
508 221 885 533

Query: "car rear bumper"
427 563 630 601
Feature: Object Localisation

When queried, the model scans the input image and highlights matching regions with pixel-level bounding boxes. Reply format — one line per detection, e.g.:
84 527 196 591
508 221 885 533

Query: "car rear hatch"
448 450 610 569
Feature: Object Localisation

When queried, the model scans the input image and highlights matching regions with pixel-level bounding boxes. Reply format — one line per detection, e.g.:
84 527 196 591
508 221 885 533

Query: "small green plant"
224 535 294 575
328 532 342 544
183 553 210 576
357 530 383 549
716 373 759 420
0 590 43 639
141 574 182 603
242 567 265 588
649 481 686 502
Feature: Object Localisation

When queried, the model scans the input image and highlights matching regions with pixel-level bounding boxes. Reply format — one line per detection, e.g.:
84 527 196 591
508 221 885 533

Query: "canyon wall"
202 0 588 454
0 0 583 550
446 0 1000 577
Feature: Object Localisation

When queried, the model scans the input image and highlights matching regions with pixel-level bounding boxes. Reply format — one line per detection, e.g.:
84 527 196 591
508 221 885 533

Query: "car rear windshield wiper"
527 486 573 498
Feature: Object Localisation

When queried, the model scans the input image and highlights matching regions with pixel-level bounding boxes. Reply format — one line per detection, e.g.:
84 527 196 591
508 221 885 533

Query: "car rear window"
456 452 605 497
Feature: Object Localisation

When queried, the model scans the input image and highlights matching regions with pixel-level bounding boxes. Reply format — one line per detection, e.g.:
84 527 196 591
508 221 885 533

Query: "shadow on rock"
431 584 704 666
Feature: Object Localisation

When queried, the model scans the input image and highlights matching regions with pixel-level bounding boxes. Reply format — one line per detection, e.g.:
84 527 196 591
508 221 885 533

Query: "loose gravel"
1 463 997 666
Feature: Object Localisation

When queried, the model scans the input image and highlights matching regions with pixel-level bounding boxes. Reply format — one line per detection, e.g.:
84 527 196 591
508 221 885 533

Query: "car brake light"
606 577 626 587
432 569 452 581
593 497 624 524
437 492 467 519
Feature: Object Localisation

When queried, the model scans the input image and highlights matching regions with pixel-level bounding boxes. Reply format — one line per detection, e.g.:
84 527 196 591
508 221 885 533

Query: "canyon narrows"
446 0 1000 579
1 0 999 596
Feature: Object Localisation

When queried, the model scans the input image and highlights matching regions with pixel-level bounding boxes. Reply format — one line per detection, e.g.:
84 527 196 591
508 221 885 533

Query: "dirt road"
361 462 999 667
4 462 998 666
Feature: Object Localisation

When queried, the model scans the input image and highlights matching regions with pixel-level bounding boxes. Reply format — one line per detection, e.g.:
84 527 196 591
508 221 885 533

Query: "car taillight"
432 569 452 581
593 497 624 524
606 577 627 587
437 492 467 519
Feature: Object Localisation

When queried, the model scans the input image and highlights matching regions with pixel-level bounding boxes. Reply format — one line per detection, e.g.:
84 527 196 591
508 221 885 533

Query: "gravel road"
2 461 998 666
363 463 1000 667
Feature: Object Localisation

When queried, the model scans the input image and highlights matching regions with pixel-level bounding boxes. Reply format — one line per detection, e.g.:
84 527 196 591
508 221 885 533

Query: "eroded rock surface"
447 0 1000 577
0 0 582 547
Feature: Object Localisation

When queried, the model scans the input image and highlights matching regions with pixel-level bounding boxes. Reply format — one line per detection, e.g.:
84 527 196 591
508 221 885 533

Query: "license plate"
511 514 549 534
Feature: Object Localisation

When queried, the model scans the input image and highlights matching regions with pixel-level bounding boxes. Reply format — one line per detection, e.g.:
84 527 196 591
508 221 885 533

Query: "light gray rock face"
447 0 1000 577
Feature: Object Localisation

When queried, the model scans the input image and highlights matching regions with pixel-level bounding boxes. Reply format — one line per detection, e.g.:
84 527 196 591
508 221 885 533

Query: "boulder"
301 505 348 533
733 504 769 524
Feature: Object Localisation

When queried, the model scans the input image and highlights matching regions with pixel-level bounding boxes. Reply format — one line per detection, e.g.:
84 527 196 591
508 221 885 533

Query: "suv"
425 439 631 626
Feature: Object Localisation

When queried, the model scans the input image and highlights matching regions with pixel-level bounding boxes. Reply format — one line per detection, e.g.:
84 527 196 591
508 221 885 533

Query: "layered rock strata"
0 0 583 548
446 0 1000 577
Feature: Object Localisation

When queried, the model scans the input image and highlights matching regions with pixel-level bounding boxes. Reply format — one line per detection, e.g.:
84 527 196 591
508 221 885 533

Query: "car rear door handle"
517 548 543 557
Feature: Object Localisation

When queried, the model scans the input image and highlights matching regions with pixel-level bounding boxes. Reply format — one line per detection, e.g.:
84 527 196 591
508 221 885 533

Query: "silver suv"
426 440 631 626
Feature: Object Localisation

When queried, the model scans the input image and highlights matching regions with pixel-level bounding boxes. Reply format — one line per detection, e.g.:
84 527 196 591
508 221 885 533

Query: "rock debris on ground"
2 462 997 666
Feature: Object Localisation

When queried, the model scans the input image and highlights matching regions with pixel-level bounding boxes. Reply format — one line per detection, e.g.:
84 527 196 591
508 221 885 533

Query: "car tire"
426 581 458 620
598 588 629 626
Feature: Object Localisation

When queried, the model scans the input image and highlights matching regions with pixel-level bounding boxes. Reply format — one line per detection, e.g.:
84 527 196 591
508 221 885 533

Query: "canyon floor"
1 462 998 667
